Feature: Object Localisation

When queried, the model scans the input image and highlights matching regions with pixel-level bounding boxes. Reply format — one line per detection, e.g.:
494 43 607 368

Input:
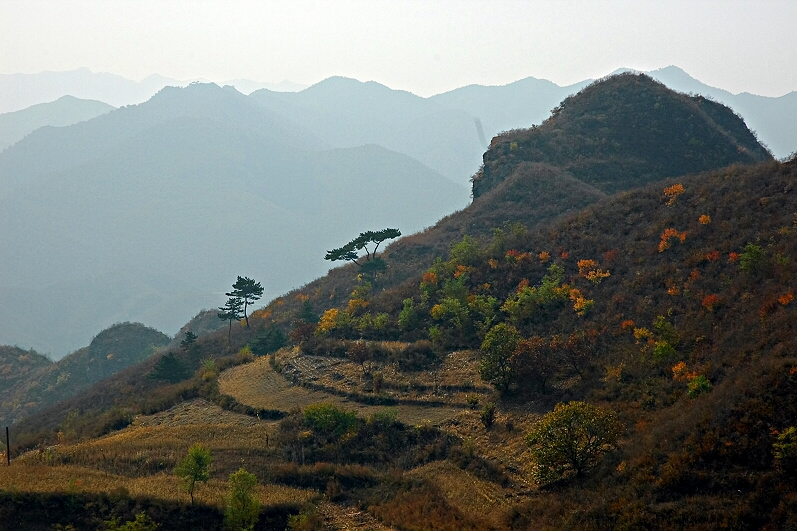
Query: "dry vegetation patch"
133 398 261 428
0 463 314 508
12 400 289 484
219 353 466 426
442 407 540 485
316 499 397 531
408 461 513 526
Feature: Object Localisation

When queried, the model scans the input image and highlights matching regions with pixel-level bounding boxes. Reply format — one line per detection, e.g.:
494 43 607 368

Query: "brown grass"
219 353 466 426
0 463 315 508
408 461 513 527
316 499 397 530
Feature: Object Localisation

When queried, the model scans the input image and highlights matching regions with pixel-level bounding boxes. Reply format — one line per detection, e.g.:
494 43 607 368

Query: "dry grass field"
2 398 317 510
219 352 471 426
0 462 315 509
408 461 513 527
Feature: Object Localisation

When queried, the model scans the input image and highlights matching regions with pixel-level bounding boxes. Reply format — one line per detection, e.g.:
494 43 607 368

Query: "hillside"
6 158 797 529
0 82 468 357
0 322 170 426
0 95 114 152
473 73 772 198
0 346 51 389
263 73 773 323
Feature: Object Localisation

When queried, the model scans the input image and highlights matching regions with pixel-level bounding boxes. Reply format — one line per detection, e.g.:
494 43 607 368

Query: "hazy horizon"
2 1 796 98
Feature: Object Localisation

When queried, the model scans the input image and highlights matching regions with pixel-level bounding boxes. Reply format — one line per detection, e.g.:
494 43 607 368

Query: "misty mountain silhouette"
0 95 114 152
0 83 468 357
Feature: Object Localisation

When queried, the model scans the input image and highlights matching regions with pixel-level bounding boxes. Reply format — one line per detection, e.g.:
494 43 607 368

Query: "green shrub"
480 323 521 392
105 512 158 531
303 403 357 437
739 243 765 274
480 402 497 429
527 401 622 484
224 468 259 531
687 375 712 398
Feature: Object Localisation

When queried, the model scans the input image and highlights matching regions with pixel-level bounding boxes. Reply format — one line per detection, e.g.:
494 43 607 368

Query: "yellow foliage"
633 327 653 342
659 228 687 252
317 308 339 334
454 264 470 278
422 271 438 286
603 362 624 382
578 259 610 284
663 183 685 205
249 308 272 322
672 361 698 382
577 259 599 275
699 214 712 225
569 289 594 316
586 269 611 283
347 298 369 313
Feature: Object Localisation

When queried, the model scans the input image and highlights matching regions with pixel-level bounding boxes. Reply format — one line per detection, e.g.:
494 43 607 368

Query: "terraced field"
218 349 490 426
3 348 522 529
408 461 515 527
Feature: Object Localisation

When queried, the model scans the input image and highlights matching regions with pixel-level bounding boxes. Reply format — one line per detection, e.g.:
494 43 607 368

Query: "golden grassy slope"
219 352 469 426
0 463 314 509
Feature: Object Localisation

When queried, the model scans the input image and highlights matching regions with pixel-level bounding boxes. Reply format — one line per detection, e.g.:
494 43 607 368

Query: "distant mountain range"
0 95 115 152
2 66 795 162
0 67 308 113
0 83 468 357
0 66 794 358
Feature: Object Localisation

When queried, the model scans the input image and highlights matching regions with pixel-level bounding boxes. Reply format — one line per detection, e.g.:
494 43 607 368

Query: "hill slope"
9 159 797 530
0 322 169 426
267 73 773 320
299 157 797 528
5 76 795 529
473 73 772 198
0 95 114 152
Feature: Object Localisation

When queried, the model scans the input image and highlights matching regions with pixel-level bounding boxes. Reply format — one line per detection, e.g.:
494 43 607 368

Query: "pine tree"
226 277 264 328
218 297 244 343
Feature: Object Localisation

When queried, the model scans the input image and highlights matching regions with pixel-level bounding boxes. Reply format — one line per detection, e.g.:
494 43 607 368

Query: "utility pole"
5 427 9 465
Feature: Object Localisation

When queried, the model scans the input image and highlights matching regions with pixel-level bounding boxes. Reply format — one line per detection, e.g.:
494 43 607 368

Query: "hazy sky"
2 0 796 97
